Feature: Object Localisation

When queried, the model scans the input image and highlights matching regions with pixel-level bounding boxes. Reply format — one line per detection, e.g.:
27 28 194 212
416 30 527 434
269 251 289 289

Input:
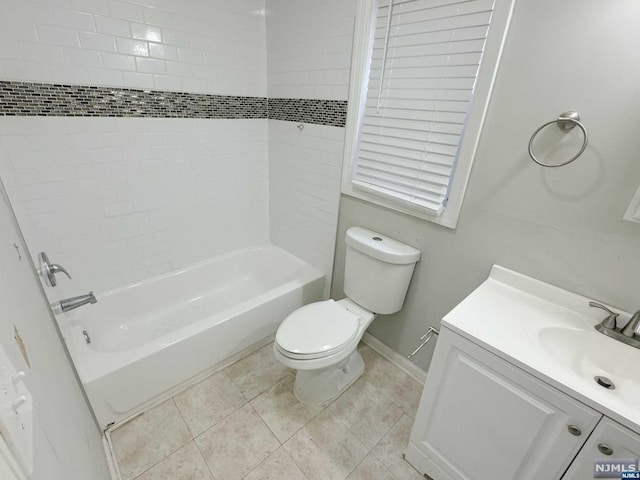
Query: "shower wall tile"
0 116 269 296
0 0 356 301
266 0 356 296
0 0 267 97
268 119 344 296
266 0 356 100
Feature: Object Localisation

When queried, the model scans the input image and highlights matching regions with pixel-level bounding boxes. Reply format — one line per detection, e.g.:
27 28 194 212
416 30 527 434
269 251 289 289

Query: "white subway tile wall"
0 0 267 96
266 0 356 100
0 117 269 295
268 120 344 295
266 0 356 293
0 0 356 299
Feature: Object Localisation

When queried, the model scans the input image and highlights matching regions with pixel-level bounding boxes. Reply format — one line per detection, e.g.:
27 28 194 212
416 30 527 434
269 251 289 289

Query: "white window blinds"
352 0 497 215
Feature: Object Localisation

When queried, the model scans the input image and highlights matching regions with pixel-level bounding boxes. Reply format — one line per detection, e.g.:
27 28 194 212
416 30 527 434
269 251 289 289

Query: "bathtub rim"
66 244 309 311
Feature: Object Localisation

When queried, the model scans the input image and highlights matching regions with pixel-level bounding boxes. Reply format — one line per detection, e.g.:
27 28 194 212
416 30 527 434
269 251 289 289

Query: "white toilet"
273 226 421 404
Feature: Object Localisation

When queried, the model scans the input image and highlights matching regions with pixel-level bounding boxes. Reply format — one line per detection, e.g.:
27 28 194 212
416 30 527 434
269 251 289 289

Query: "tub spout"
52 292 97 314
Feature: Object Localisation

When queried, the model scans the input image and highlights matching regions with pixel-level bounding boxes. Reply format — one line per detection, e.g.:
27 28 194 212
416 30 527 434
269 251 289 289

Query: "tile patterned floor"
109 342 425 480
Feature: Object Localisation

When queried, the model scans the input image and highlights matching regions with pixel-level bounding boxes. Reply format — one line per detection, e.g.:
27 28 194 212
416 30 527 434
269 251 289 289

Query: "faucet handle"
621 311 640 337
38 252 71 287
589 301 619 329
50 263 71 279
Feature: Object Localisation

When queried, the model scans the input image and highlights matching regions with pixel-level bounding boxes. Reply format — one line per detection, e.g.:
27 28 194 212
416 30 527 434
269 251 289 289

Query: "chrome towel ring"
528 111 588 167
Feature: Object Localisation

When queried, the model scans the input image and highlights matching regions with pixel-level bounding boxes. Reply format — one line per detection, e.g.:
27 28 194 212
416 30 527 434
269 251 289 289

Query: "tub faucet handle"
38 251 71 287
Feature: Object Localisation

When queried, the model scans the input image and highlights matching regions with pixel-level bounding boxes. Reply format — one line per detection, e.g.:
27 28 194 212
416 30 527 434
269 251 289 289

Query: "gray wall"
332 0 640 370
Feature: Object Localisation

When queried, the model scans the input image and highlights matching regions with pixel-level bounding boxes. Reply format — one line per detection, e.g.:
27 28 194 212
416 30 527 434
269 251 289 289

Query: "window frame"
341 0 516 229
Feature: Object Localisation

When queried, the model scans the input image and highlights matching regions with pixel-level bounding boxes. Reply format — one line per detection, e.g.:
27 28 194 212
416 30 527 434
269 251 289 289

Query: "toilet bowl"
273 227 421 405
273 298 375 404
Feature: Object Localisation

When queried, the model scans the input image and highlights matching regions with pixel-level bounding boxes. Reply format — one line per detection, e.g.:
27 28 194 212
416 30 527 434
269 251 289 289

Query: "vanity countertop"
442 265 640 434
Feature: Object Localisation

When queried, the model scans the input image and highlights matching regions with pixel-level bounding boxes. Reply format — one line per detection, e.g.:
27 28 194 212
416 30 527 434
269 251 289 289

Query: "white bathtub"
60 246 324 428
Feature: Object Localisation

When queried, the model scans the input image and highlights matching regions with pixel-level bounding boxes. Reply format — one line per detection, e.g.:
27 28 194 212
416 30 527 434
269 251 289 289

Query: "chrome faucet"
591 301 640 350
52 292 97 314
621 310 640 337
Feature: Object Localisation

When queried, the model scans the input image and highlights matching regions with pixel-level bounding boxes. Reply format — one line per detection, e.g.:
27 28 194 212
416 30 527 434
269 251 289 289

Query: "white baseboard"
362 332 427 384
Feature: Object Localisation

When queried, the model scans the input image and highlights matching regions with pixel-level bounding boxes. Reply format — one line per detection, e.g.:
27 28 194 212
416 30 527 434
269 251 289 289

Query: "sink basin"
538 326 640 398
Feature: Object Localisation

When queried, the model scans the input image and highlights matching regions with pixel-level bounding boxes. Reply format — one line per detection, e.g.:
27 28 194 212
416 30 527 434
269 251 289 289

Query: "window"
342 0 514 228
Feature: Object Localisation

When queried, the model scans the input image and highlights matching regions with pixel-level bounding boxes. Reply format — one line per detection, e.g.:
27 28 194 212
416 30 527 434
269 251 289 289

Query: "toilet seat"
276 300 360 360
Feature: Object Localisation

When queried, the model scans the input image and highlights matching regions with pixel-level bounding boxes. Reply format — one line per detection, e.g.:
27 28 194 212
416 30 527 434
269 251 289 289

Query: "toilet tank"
344 227 421 315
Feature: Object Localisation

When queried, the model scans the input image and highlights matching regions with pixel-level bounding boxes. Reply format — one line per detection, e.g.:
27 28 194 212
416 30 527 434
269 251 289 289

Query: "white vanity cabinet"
405 327 602 480
563 418 640 479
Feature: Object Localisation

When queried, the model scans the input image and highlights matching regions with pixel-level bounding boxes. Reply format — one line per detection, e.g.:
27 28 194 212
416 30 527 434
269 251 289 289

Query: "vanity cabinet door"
563 418 640 479
405 327 602 480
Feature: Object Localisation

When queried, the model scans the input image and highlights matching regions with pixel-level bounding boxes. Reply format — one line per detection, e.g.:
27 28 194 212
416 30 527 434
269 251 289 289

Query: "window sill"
341 187 462 230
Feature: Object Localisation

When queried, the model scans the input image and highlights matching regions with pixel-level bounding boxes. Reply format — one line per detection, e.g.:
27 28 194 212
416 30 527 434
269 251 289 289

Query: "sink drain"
594 376 615 390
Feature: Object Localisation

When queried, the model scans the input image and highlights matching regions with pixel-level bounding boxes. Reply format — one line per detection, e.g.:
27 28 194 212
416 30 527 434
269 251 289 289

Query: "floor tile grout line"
224 345 291 402
323 407 373 468
239 370 291 403
278 405 342 480
370 413 404 453
345 451 382 480
368 413 421 480
326 380 398 450
332 389 405 453
249 372 324 445
186 400 284 479
240 446 312 480
128 442 193 480
230 402 280 479
120 399 194 480
248 396 287 444
138 399 199 475
180 398 249 439
130 458 159 480
343 452 371 480
281 441 312 480
190 398 250 443
375 454 398 479
247 401 283 447
192 434 219 480
171 362 251 438
359 357 422 421
171 397 196 442
130 440 203 480
284 407 372 480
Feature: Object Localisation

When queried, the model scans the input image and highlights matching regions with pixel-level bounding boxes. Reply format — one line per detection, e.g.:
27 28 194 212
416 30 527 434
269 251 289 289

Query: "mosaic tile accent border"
0 80 347 126
268 97 347 127
0 81 267 119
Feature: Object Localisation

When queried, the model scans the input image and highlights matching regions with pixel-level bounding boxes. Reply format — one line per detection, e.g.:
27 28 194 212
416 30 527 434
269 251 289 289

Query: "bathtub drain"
83 330 92 344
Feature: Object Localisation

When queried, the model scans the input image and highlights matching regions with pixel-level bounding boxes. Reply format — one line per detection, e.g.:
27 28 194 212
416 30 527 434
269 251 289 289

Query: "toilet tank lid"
345 227 421 265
